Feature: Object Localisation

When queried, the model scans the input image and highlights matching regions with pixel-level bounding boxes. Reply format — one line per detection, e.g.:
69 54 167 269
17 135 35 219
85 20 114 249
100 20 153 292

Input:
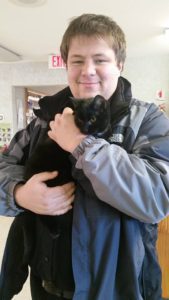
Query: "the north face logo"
108 133 124 144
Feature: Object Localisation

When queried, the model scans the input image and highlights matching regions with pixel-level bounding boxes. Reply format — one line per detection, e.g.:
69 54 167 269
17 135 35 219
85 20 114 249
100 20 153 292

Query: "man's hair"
60 14 126 65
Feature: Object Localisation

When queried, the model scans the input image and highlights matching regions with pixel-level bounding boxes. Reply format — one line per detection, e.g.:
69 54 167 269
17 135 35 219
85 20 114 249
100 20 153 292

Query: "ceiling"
1 0 169 63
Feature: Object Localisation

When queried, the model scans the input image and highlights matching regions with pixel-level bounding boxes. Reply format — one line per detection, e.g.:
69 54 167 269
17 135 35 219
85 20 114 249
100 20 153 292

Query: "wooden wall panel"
157 216 169 298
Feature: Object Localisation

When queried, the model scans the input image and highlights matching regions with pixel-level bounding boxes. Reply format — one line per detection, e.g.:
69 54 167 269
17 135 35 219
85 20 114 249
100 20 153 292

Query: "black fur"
24 95 111 184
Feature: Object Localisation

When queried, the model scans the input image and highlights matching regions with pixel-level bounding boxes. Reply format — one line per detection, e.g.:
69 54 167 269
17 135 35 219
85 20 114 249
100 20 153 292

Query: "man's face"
66 35 122 100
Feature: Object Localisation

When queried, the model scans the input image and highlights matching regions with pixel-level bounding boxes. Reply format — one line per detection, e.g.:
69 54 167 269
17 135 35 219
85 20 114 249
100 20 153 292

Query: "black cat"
25 94 111 185
24 95 111 234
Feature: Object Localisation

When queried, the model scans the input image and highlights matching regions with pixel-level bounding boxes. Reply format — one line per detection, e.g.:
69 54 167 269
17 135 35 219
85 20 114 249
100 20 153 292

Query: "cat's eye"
90 116 96 123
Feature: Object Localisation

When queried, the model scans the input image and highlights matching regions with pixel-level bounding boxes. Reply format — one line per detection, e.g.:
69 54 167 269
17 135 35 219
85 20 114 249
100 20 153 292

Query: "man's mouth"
79 82 99 85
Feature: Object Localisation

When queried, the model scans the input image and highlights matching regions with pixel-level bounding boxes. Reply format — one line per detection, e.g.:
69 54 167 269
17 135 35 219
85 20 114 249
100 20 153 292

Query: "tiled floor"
0 216 31 299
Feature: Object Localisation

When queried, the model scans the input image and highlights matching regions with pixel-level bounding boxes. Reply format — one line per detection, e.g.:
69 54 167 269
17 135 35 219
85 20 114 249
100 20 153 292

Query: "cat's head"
70 95 111 137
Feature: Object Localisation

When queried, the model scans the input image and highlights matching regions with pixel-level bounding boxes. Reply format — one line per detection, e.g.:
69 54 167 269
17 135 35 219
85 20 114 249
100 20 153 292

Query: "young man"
1 14 169 300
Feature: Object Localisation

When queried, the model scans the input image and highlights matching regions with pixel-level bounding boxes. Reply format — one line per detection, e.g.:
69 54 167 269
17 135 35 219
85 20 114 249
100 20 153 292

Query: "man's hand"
14 171 75 215
48 107 86 153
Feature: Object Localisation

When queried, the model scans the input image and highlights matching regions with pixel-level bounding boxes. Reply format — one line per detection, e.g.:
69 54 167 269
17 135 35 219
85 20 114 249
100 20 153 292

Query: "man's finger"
33 171 59 182
62 107 74 114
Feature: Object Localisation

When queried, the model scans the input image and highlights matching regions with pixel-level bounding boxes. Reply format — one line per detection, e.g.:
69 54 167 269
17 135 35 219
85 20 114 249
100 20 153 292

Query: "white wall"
123 54 169 103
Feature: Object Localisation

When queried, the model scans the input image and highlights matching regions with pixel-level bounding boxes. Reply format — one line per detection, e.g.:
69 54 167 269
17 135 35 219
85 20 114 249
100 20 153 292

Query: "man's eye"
95 59 107 64
72 61 83 65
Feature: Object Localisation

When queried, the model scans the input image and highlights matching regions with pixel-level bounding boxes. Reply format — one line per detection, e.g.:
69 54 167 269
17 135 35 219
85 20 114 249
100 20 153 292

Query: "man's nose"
81 61 96 76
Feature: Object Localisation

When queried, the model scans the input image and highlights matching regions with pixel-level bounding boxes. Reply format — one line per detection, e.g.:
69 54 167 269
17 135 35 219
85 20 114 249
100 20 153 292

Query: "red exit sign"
48 54 65 69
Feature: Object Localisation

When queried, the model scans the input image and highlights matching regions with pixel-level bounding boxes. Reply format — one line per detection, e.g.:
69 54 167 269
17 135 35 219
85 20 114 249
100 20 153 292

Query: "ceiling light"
9 0 47 7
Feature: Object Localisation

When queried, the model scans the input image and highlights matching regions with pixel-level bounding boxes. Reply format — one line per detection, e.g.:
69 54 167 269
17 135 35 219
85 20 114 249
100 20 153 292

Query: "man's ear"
118 62 123 73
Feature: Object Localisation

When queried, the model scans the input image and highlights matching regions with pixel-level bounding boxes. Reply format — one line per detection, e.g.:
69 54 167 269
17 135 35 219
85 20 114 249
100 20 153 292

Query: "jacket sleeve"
72 103 169 223
0 118 39 217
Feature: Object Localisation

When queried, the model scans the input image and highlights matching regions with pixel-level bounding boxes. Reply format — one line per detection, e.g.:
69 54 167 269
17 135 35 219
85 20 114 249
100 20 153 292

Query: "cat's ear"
93 95 106 106
33 108 43 118
94 95 106 102
33 108 51 122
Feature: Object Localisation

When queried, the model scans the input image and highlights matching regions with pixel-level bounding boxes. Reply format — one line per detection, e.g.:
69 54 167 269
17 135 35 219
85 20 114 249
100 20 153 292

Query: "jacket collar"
108 76 132 125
